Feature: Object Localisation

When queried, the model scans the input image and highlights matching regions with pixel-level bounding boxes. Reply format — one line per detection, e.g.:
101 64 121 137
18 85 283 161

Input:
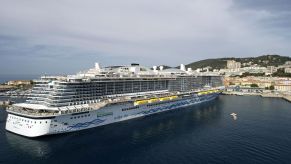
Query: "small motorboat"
230 113 237 120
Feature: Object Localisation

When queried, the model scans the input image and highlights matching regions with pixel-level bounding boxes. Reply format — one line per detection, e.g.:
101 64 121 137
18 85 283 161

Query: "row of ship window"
54 81 167 86
97 112 113 117
122 106 140 111
70 114 91 119
53 84 167 89
121 100 176 111
50 89 166 95
8 116 48 124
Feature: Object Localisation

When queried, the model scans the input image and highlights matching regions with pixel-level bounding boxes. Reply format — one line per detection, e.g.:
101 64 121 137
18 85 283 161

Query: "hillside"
185 55 291 70
185 59 227 70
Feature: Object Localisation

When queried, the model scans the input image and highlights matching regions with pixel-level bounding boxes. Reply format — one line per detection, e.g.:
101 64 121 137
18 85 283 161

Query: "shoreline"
222 91 291 102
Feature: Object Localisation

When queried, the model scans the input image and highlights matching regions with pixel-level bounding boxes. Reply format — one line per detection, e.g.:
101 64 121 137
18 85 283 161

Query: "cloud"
0 0 290 74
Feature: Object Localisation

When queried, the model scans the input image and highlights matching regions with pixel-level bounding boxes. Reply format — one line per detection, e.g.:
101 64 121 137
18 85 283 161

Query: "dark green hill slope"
185 59 227 70
185 55 291 70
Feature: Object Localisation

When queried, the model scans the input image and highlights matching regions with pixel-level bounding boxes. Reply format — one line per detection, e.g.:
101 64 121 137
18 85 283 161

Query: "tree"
269 85 274 90
250 84 259 88
272 68 291 77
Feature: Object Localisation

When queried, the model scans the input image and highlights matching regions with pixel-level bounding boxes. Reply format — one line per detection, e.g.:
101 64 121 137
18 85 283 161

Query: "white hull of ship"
6 94 219 137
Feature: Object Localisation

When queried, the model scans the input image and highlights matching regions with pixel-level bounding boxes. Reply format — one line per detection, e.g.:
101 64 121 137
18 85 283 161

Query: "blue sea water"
0 95 291 164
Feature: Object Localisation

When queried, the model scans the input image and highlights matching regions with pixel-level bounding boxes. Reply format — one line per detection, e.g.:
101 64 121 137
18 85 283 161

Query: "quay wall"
223 91 291 103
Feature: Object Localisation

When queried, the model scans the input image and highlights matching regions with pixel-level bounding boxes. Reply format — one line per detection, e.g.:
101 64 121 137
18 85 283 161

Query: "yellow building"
274 85 291 91
7 80 32 86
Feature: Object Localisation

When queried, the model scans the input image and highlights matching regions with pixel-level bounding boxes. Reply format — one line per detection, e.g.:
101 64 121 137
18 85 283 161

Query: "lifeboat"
148 98 159 103
159 97 171 101
134 99 149 106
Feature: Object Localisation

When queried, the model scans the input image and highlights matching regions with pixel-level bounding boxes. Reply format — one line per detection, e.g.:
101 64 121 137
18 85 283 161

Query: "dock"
222 91 261 96
223 91 291 103
0 100 13 108
283 96 291 102
261 93 283 98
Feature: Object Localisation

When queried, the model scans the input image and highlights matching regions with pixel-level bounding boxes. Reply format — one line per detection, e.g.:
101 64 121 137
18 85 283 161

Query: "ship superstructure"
6 63 224 137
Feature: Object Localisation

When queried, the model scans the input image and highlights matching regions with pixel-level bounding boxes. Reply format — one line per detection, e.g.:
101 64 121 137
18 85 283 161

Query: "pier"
223 91 291 103
0 100 13 108
283 96 291 102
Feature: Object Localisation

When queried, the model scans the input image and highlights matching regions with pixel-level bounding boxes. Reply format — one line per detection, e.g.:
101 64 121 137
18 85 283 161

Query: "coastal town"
221 60 291 102
0 80 32 97
1 56 291 105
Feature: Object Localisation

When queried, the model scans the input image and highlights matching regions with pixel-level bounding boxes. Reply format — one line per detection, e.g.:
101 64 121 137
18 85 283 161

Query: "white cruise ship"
5 63 224 137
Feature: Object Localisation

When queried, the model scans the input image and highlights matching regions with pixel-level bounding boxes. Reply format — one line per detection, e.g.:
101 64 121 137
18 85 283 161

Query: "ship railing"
7 106 60 117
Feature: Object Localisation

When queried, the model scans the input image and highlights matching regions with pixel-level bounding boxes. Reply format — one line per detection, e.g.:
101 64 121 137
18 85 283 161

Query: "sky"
0 0 291 75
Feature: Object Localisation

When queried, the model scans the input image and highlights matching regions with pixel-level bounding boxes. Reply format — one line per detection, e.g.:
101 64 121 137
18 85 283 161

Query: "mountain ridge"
183 55 291 70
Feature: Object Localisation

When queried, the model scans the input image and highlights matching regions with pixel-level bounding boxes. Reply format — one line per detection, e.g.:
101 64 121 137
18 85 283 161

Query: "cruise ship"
5 63 224 137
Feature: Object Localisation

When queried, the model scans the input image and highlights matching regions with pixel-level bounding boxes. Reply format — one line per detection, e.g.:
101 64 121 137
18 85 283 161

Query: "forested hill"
185 55 291 70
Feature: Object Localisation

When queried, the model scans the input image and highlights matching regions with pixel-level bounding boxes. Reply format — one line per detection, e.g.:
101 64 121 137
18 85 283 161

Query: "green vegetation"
185 59 227 70
233 55 291 67
239 72 265 77
265 86 274 90
185 55 291 70
250 84 259 88
272 68 291 77
229 82 235 85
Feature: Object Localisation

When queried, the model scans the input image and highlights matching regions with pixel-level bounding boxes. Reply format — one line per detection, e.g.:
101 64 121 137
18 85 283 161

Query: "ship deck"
6 88 222 118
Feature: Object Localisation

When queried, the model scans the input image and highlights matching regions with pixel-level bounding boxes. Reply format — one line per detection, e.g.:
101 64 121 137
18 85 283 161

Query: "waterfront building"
266 66 278 75
7 80 32 86
274 79 291 91
284 61 291 66
0 85 15 92
278 61 291 69
224 77 274 88
225 76 291 92
227 60 241 70
275 84 291 91
285 68 291 73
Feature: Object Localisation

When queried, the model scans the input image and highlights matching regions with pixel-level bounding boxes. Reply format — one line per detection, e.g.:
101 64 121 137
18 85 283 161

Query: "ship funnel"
159 66 164 70
180 64 186 71
153 66 157 71
95 63 101 70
